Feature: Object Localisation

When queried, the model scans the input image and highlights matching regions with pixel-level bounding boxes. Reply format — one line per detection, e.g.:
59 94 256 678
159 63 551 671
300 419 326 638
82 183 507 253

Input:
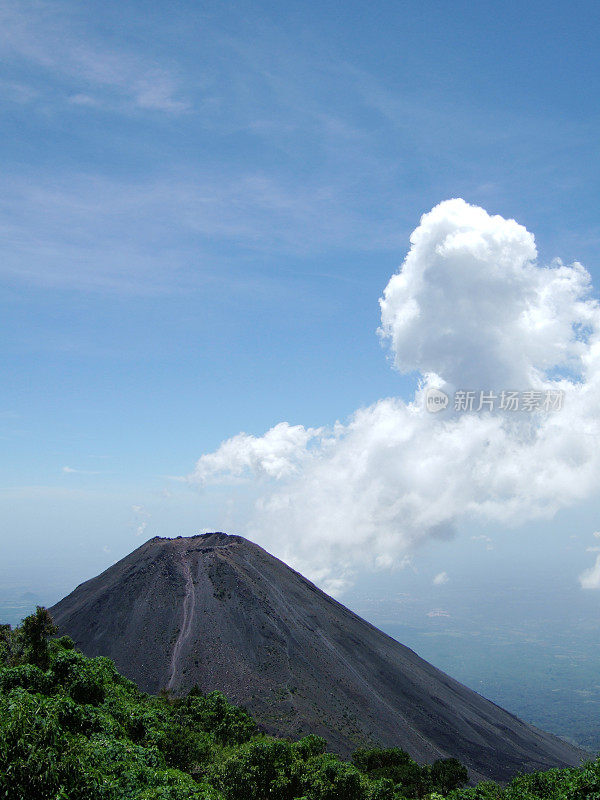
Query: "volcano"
51 533 584 782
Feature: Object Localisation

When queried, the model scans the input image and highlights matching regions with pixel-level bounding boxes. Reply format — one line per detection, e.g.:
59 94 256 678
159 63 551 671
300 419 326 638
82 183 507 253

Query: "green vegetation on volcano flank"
0 608 598 800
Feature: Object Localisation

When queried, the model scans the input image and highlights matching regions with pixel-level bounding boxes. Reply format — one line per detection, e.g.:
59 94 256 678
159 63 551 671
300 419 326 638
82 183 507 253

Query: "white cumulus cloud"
580 556 600 589
188 422 322 484
433 572 449 585
379 199 596 390
186 199 600 592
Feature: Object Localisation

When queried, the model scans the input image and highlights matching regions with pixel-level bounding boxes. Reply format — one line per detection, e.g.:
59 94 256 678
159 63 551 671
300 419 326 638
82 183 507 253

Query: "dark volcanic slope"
51 533 584 783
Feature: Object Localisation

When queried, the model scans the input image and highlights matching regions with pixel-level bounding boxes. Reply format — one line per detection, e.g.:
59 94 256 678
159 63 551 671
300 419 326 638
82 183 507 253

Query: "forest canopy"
0 608 597 800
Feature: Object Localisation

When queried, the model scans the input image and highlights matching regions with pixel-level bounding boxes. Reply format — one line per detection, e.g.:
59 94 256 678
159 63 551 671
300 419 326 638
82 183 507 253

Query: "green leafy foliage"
431 759 469 795
172 688 257 746
351 747 470 797
0 608 597 800
20 607 57 670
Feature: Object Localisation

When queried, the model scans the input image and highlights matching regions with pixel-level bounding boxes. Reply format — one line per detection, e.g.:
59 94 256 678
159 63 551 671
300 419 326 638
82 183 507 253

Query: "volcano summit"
51 533 584 782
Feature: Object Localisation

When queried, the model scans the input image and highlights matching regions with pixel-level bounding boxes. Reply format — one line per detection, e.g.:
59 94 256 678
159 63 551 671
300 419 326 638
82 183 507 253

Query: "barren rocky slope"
51 533 585 782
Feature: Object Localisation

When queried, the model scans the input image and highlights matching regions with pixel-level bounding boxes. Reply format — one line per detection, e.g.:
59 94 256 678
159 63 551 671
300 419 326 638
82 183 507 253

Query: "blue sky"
2 0 600 626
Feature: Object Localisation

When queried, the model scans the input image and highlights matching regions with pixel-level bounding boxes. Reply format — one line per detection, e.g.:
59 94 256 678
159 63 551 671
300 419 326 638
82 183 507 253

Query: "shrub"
215 738 304 800
20 606 57 669
294 734 328 760
174 690 256 745
0 663 53 695
431 758 469 794
306 757 367 800
51 649 115 705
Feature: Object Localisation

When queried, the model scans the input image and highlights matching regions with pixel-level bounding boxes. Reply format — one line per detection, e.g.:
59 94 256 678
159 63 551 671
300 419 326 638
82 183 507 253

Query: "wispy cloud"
471 534 494 551
0 78 38 104
0 1 190 113
0 170 404 293
131 504 151 537
1 3 595 300
62 466 101 475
